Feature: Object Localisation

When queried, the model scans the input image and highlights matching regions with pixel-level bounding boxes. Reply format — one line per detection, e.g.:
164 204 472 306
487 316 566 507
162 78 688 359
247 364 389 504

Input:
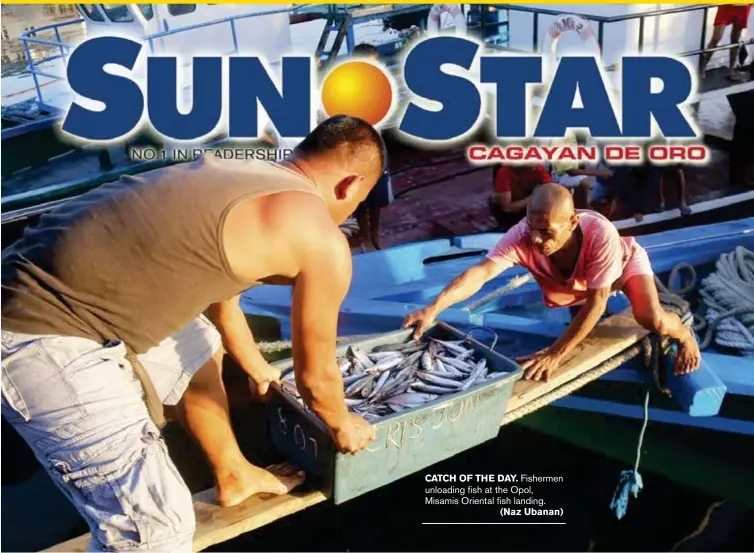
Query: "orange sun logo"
320 61 393 127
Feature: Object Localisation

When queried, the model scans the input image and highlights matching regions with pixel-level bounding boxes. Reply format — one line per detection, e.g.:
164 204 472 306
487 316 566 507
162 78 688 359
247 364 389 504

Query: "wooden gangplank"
43 490 328 552
43 310 646 553
504 309 649 417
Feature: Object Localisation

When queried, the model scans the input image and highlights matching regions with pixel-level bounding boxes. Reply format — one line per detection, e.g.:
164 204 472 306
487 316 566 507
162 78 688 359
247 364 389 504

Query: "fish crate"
266 322 524 504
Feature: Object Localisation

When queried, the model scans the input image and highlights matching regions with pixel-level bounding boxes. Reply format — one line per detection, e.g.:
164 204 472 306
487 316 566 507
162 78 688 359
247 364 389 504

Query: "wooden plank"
42 489 327 553
504 309 649 414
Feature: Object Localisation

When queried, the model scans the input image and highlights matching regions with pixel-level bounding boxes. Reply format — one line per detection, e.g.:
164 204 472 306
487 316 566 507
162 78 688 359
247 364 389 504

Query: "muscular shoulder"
224 190 350 281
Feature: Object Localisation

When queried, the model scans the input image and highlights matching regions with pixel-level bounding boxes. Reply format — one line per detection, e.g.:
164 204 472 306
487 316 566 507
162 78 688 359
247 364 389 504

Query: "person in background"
548 132 596 209
489 163 552 230
351 42 394 251
658 164 692 216
700 4 752 82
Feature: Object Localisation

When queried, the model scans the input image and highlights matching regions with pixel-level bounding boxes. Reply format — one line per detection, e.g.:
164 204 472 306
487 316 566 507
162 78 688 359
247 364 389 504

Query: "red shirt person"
489 164 552 230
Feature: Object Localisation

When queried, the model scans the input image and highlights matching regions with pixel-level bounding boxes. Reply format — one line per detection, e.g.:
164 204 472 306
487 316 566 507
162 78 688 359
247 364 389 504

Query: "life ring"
541 14 601 72
427 4 467 35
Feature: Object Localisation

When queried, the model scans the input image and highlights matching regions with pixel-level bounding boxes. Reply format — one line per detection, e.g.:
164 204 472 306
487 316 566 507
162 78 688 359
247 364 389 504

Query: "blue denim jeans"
1 316 222 551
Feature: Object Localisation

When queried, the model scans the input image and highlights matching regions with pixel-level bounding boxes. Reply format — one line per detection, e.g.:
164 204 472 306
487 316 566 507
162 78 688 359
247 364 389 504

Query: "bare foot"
674 338 701 376
217 462 306 507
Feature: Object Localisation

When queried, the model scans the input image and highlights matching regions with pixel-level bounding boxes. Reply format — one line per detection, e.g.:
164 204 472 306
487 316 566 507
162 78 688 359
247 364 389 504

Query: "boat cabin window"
137 4 154 20
100 4 133 23
167 4 196 16
78 4 105 22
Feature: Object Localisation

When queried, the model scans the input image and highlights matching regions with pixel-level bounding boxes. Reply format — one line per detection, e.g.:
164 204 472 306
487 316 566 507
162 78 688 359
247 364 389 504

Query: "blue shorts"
356 170 393 216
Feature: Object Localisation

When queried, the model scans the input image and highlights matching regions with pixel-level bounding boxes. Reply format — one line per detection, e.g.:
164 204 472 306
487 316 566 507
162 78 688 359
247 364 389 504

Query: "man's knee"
66 431 196 551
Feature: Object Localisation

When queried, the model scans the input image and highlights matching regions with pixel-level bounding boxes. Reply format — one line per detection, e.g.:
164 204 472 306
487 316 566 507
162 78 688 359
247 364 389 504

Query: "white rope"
695 247 754 356
464 273 534 313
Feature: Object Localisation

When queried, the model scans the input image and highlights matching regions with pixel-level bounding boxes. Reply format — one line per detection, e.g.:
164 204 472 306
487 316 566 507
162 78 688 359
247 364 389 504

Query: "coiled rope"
694 247 754 356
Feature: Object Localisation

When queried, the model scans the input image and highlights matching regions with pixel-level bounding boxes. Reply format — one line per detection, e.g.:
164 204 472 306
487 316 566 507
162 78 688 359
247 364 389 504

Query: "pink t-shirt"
486 210 641 308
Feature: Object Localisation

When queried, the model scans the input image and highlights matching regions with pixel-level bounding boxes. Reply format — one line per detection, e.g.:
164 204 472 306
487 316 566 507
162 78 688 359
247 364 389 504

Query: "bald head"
525 183 579 256
528 183 574 220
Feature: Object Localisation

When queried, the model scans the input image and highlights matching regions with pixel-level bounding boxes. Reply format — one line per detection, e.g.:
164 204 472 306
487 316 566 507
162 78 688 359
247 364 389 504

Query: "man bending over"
404 183 701 381
2 115 382 551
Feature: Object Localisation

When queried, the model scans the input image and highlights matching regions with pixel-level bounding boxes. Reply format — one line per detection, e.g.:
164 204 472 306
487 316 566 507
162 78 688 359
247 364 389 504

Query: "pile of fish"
280 336 507 422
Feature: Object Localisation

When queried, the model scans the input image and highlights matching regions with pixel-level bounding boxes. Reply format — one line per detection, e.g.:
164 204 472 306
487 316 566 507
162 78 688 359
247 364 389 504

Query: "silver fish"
435 359 466 378
342 374 367 386
420 351 433 372
437 355 474 372
432 339 468 355
417 371 464 389
428 340 438 358
371 341 419 353
411 382 458 395
372 370 392 396
348 346 375 369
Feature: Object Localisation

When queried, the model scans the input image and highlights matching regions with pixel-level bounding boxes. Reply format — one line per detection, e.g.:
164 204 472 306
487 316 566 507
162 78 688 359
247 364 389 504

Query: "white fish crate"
266 322 524 504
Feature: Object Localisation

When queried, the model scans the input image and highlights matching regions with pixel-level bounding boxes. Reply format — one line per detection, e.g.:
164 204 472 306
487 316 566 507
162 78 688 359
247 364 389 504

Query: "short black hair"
295 115 387 175
352 43 379 58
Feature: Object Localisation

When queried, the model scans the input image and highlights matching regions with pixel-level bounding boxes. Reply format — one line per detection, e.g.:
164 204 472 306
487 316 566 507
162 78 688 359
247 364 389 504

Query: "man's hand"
598 169 614 179
330 413 376 455
403 305 438 339
247 362 282 401
517 349 564 381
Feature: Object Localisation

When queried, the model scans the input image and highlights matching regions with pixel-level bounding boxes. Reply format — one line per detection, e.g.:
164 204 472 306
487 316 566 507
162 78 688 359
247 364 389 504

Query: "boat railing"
17 17 85 109
483 3 754 72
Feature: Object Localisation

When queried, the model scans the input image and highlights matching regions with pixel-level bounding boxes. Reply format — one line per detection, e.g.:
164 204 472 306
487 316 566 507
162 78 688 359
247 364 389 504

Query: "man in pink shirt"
403 183 700 381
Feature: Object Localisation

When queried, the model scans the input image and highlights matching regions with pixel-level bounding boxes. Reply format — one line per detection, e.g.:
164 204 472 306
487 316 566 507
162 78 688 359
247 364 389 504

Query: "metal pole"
638 17 645 54
533 13 539 52
598 21 604 52
698 6 709 71
23 40 43 105
54 26 64 58
230 19 239 55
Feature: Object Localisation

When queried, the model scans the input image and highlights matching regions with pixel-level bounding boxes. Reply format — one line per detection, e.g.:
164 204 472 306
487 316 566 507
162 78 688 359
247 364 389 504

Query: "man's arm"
519 287 610 380
550 287 610 358
432 258 506 313
290 227 352 432
404 258 507 338
206 295 279 394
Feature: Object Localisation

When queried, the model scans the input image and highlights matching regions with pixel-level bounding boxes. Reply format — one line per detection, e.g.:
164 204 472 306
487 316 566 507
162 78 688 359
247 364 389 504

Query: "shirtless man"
404 183 701 381
1 115 382 551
